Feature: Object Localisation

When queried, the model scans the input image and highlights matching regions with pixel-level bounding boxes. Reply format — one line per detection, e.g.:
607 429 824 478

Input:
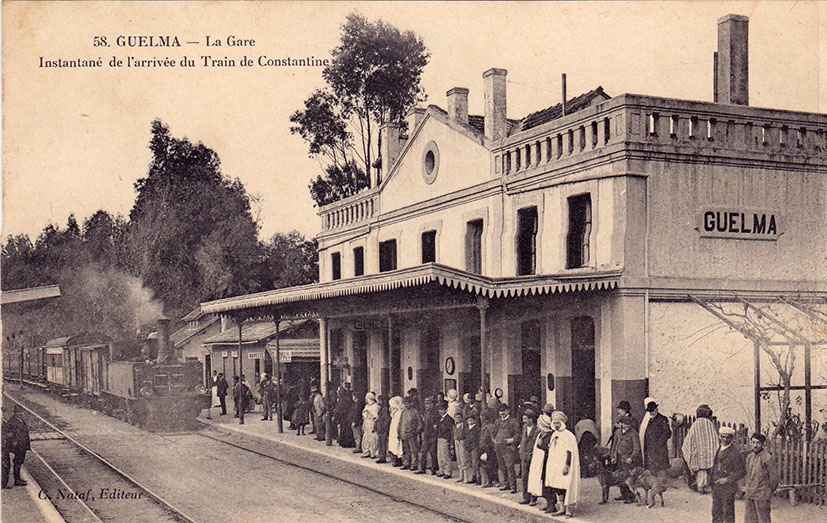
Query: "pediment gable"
379 109 492 215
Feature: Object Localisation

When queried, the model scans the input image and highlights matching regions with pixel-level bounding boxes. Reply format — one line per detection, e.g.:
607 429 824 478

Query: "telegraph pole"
274 316 284 433
237 320 244 425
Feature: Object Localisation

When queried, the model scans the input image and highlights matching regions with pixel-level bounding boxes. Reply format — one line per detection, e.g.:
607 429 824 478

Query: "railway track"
4 393 197 523
195 430 470 523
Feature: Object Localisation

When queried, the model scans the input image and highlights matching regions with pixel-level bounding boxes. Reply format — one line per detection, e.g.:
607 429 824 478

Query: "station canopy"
200 263 621 319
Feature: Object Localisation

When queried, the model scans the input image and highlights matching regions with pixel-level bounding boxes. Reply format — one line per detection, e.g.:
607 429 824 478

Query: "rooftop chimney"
446 87 469 125
715 14 749 106
405 107 426 138
483 68 507 141
379 123 402 184
561 73 567 116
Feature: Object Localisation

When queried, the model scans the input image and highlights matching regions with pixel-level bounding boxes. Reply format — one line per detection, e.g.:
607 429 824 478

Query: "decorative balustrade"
494 95 826 179
319 189 379 232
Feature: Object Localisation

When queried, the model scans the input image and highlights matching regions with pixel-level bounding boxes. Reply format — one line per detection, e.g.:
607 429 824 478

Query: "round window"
424 150 435 174
421 141 439 184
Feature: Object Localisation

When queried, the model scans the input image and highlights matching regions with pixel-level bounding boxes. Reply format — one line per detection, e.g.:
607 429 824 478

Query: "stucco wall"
648 301 827 429
646 164 827 284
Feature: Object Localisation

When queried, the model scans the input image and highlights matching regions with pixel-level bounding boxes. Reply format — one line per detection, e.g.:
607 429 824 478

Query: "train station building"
201 15 827 438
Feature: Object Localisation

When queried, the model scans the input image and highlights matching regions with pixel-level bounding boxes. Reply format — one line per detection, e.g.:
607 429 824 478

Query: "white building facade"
203 15 827 439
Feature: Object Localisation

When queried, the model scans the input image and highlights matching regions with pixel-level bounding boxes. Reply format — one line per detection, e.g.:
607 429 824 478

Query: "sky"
2 1 825 243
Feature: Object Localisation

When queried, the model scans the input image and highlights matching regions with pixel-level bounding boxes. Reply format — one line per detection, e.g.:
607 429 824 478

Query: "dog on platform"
625 467 667 508
590 446 631 504
625 459 685 508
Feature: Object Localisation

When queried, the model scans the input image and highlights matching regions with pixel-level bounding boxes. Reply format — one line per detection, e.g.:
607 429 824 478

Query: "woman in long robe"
545 411 580 517
387 396 404 465
361 392 380 458
681 404 719 493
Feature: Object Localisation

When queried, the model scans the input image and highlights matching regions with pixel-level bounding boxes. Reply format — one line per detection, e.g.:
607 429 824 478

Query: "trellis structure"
689 294 827 440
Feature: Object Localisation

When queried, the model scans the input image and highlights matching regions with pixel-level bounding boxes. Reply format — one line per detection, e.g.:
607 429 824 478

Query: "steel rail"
29 446 104 523
4 393 199 523
196 431 470 523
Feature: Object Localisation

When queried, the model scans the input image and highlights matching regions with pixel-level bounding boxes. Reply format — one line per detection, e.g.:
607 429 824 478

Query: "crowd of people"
207 374 784 522
267 383 585 517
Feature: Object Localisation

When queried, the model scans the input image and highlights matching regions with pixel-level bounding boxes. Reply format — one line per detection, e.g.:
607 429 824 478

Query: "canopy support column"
477 297 489 401
319 317 328 395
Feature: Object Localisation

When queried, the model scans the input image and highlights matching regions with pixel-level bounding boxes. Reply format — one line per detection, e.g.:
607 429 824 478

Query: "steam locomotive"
3 318 207 431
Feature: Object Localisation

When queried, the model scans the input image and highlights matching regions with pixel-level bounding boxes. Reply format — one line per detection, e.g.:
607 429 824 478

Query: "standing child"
292 394 310 435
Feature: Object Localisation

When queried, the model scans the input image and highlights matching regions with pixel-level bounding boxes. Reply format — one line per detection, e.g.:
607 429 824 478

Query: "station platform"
0 466 64 523
198 407 824 523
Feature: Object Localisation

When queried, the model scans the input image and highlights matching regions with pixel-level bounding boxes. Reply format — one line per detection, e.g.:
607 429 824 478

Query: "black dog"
590 446 630 504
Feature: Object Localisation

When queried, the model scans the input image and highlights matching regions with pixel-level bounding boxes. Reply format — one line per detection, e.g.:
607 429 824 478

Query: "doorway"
419 324 440 399
205 354 212 387
352 331 368 394
465 335 481 396
571 317 596 423
391 329 402 396
521 320 542 403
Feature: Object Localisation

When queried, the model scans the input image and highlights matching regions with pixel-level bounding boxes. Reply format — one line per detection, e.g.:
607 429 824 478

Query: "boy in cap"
711 426 746 523
744 433 778 523
611 416 641 503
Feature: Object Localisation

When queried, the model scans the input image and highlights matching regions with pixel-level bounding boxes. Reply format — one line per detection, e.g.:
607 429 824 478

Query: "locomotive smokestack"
156 317 173 364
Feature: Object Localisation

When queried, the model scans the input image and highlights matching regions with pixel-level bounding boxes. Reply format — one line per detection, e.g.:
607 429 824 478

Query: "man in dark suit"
711 426 746 523
216 373 229 415
235 375 251 425
518 409 540 505
640 397 671 475
2 405 30 489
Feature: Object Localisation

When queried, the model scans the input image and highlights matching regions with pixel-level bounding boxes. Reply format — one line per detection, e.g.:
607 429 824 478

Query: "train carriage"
44 336 70 386
42 333 111 390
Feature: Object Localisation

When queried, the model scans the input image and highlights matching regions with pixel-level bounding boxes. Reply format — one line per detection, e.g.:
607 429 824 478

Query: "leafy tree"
125 120 264 316
1 234 37 289
291 13 429 206
262 231 318 288
82 210 118 265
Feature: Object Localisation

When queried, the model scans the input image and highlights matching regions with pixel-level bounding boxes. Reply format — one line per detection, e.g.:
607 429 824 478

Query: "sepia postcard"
1 2 826 522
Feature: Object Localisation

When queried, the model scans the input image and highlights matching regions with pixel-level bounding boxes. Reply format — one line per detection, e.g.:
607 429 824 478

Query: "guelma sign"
697 208 782 240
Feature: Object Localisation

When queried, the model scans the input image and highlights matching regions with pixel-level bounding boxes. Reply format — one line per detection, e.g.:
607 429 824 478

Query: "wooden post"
754 340 761 433
319 318 328 395
238 320 244 425
19 334 24 385
804 343 812 441
477 297 489 401
387 315 393 396
274 317 283 434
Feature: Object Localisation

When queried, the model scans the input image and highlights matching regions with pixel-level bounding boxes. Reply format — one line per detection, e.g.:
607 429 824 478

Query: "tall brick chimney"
379 123 402 183
715 14 749 106
155 317 173 364
483 68 507 141
446 87 469 125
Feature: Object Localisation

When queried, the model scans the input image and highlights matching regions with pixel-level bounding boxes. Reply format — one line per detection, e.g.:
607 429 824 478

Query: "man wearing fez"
711 426 746 523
